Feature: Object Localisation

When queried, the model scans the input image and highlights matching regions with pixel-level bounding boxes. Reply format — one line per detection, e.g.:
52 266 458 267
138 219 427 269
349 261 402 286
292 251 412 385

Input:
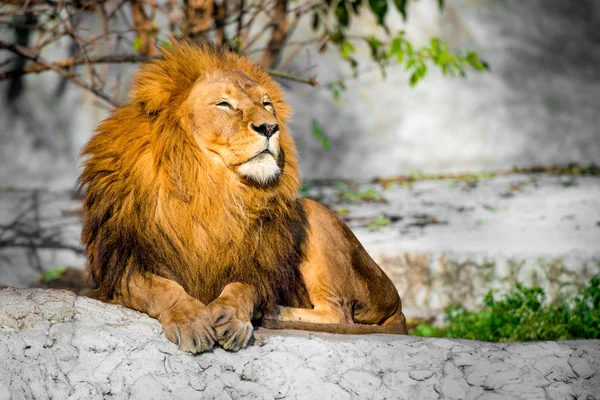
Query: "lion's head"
184 70 283 185
80 41 305 307
132 41 297 188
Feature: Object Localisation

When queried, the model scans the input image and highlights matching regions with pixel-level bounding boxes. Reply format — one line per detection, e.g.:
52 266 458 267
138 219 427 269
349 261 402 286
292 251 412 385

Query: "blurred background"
1 0 599 339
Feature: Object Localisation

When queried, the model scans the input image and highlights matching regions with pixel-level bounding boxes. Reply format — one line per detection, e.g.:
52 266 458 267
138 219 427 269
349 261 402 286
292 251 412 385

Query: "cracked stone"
340 370 382 398
1 288 599 400
408 370 434 381
506 343 553 359
568 356 594 379
465 363 514 387
520 368 550 387
546 382 576 400
534 356 576 382
0 382 10 400
476 392 506 400
500 383 547 399
441 377 466 399
483 368 522 390
452 351 476 367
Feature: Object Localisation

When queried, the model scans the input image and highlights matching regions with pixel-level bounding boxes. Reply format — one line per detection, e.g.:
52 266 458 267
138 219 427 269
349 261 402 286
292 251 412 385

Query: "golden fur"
79 41 406 353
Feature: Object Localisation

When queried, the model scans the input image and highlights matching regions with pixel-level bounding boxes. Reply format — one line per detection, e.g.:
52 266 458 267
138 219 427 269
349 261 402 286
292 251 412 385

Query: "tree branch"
0 54 150 80
267 69 317 86
131 0 157 56
260 0 288 68
183 0 214 43
0 39 119 107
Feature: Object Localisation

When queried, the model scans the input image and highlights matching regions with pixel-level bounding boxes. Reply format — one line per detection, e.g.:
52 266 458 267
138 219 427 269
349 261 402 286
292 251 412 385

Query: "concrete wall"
287 0 600 179
1 0 599 188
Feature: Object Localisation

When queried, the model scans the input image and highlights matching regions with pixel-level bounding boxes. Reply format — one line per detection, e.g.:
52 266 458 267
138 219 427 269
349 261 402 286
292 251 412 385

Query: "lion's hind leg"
381 309 408 334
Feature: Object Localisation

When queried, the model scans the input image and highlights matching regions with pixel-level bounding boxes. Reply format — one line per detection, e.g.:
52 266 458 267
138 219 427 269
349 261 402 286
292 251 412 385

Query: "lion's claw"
216 317 253 351
159 298 216 354
209 302 253 352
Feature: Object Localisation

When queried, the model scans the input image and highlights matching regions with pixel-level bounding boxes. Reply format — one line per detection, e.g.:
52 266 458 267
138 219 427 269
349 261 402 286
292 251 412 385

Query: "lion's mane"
79 42 309 311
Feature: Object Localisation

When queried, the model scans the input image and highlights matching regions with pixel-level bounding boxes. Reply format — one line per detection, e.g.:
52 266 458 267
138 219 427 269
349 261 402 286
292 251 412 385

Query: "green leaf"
412 324 439 337
132 37 143 52
438 0 445 10
311 120 331 150
368 215 391 230
40 267 68 283
339 188 383 203
466 50 490 71
393 0 407 20
328 80 347 100
339 40 355 59
156 38 171 49
367 36 385 60
390 37 402 55
368 0 388 25
300 182 312 198
408 61 427 86
336 207 349 216
335 1 350 27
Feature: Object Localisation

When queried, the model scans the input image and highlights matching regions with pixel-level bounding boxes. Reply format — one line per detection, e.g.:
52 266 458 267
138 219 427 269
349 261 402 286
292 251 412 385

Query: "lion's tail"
261 317 407 335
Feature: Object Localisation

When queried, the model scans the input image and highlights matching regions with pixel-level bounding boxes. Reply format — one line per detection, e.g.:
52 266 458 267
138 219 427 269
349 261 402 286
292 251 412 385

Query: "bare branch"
260 0 288 68
214 0 228 45
2 0 105 7
236 0 244 43
267 69 317 86
0 39 119 107
131 0 157 56
0 54 150 80
183 0 214 43
0 0 327 106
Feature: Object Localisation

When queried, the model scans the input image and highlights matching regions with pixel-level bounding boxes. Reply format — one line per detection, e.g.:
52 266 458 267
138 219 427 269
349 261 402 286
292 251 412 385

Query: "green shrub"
413 275 600 341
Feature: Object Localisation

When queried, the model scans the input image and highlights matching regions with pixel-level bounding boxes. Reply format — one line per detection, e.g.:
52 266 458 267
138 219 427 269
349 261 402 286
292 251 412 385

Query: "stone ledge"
0 287 598 400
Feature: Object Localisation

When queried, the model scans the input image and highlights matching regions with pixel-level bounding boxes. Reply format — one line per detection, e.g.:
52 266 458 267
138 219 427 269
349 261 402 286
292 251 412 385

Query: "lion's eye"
216 101 233 109
263 101 273 109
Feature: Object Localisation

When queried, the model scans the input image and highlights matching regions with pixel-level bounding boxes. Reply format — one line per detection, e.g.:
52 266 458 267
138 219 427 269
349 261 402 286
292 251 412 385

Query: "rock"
534 356 576 382
440 378 466 399
1 287 599 400
465 363 514 387
408 370 434 381
569 356 594 379
500 383 546 399
476 393 506 400
545 382 576 400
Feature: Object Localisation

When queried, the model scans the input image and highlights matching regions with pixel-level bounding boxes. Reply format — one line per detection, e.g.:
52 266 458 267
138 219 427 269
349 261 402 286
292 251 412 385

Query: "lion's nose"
251 123 279 139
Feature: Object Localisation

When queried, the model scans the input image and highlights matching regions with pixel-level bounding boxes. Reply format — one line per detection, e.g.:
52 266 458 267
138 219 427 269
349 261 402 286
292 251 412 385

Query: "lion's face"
184 71 283 186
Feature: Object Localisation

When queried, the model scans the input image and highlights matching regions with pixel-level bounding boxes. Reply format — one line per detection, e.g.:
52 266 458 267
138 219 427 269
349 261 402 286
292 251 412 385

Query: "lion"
79 41 407 353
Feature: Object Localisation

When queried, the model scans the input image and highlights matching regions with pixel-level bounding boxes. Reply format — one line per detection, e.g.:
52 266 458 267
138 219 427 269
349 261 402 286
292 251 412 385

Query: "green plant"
338 187 384 203
311 120 331 150
413 275 600 341
368 215 391 230
38 267 68 283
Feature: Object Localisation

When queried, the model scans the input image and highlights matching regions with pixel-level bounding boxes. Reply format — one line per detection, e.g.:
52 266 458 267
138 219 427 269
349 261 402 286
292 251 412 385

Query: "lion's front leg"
114 272 215 354
208 282 259 351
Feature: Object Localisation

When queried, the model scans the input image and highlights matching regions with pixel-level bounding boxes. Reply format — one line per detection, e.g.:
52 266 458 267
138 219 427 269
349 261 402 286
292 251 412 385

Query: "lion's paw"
159 298 216 354
209 303 253 352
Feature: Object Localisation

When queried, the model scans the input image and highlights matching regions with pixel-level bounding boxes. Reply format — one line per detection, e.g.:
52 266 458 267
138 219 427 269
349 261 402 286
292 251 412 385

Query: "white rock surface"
1 287 599 400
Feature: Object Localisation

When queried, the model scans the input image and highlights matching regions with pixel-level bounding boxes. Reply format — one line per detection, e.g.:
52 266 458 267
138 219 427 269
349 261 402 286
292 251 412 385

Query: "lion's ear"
130 41 200 114
131 62 178 114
